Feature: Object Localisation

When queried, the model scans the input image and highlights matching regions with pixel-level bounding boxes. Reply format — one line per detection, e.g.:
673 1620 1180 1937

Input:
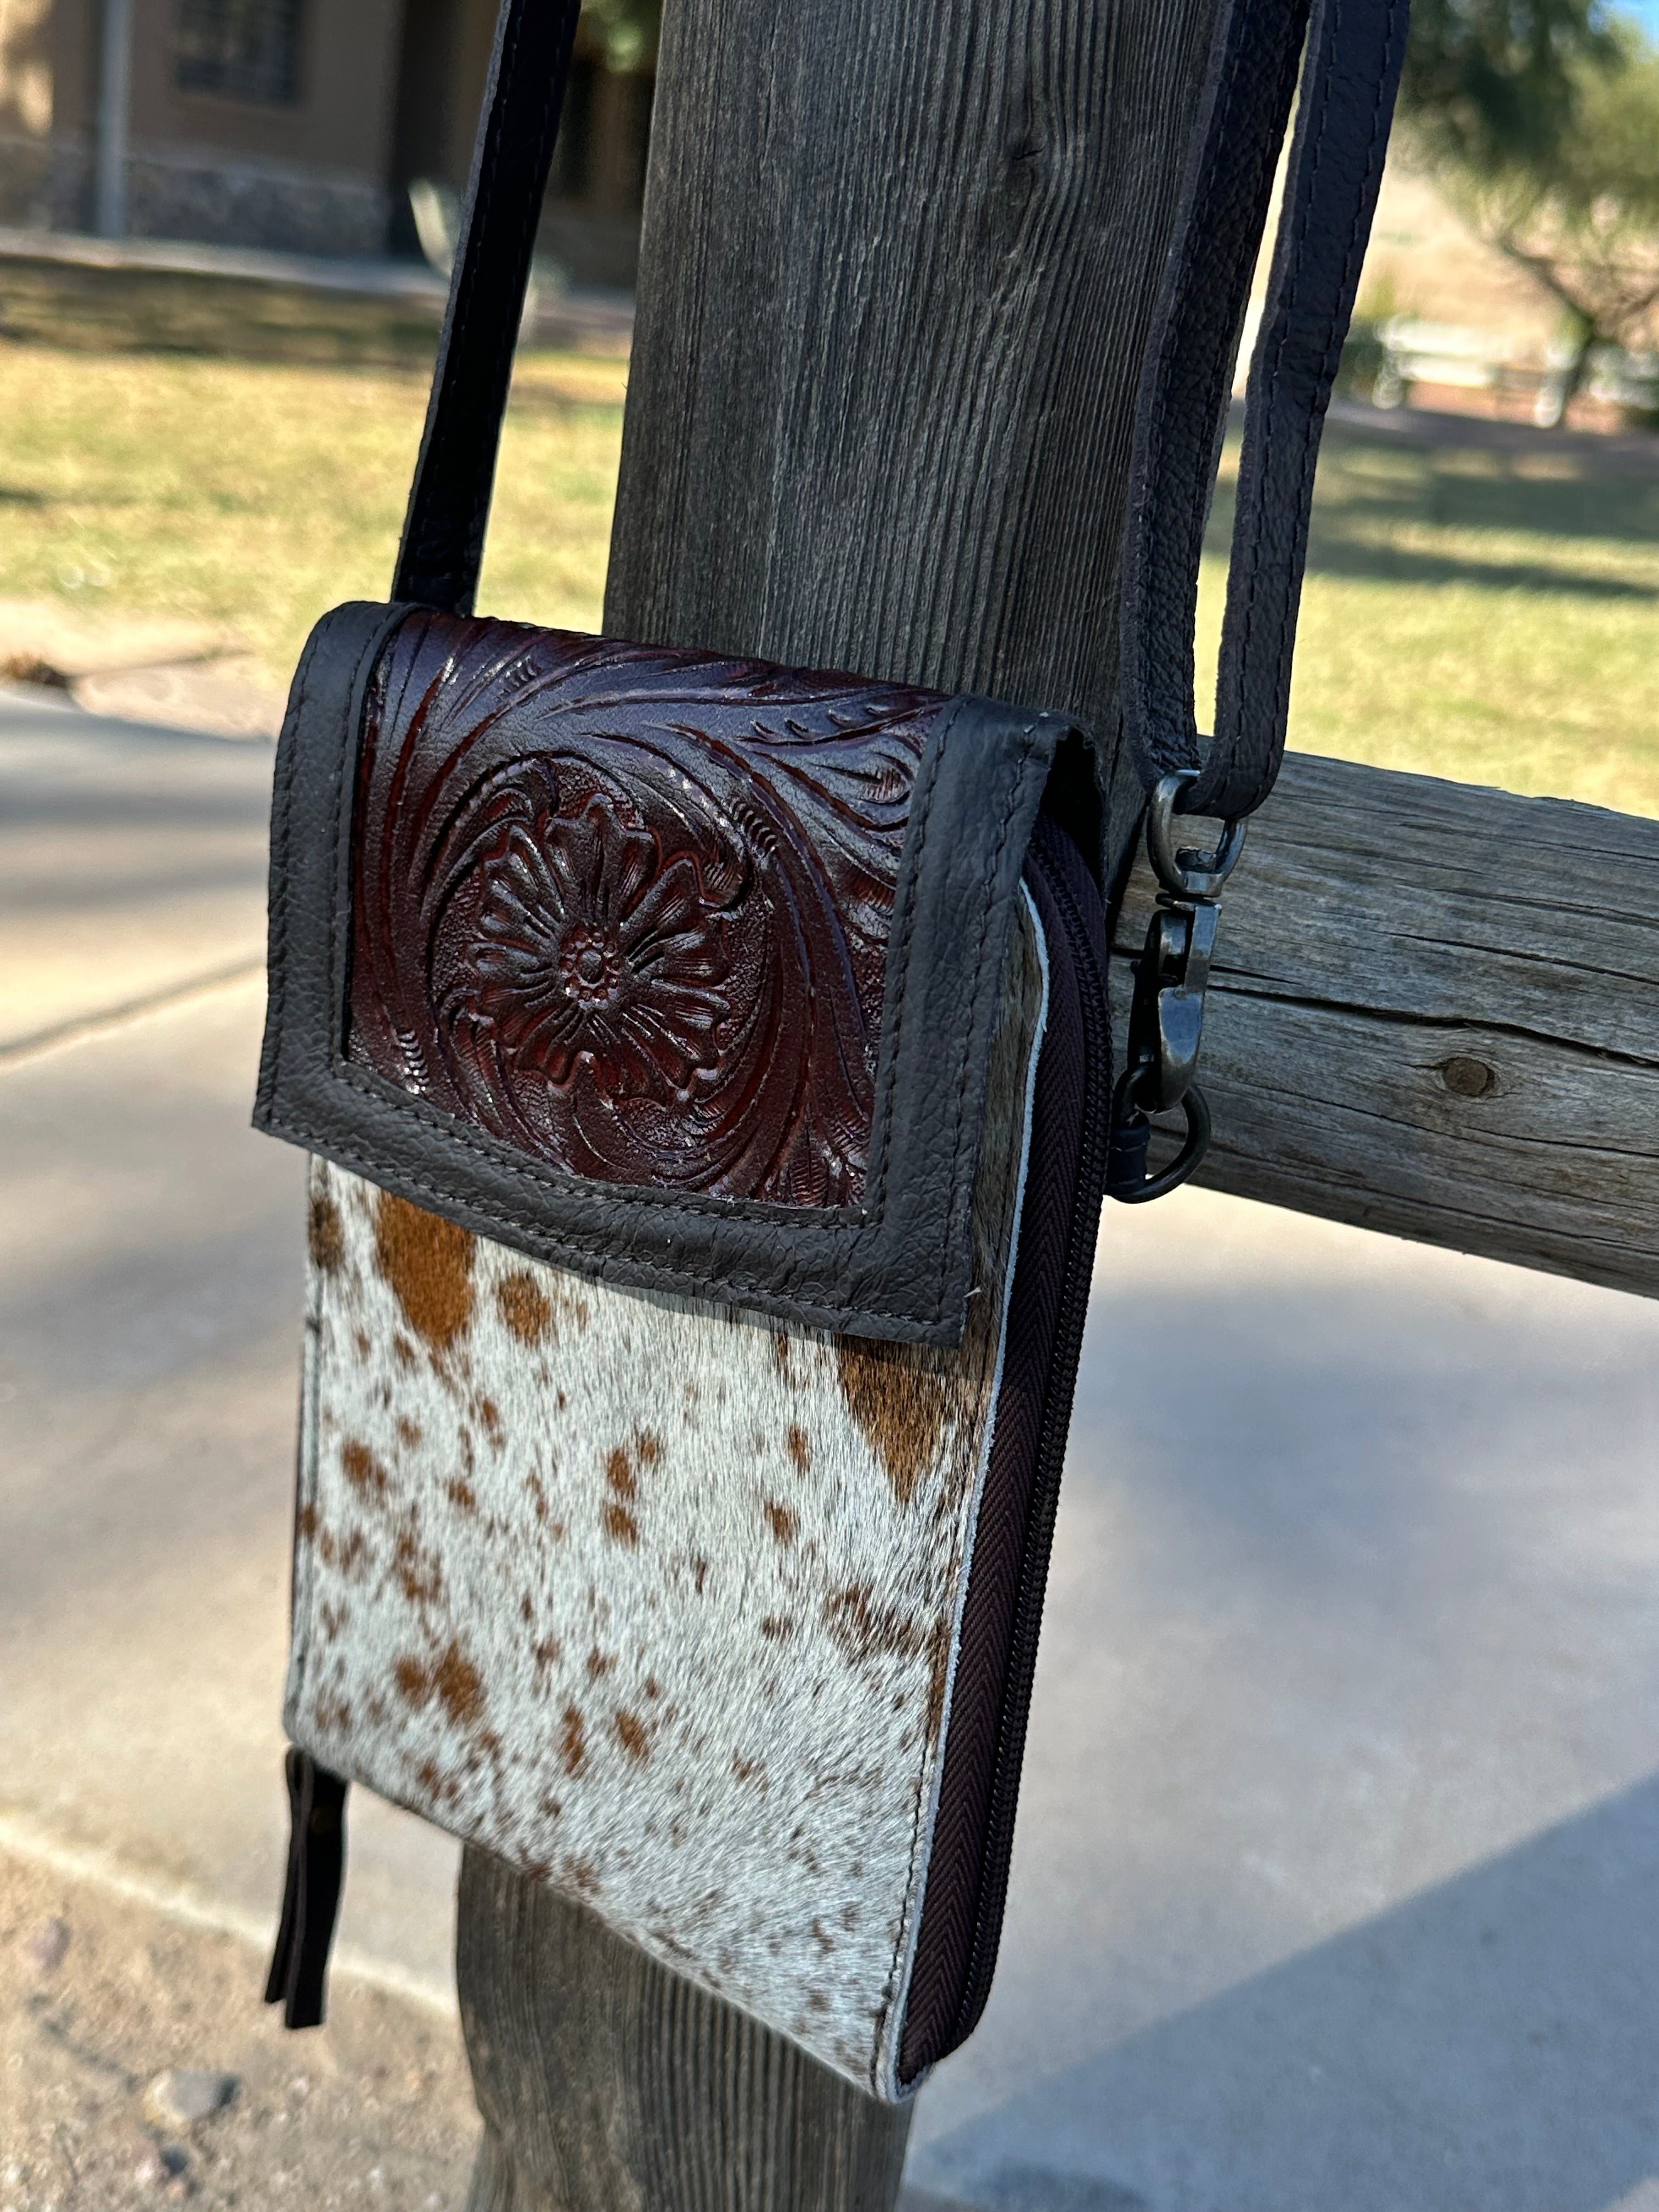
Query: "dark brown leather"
346 611 949 1207
256 602 1080 1343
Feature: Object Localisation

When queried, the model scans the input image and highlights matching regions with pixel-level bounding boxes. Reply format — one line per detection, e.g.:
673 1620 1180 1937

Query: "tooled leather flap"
255 601 1087 1344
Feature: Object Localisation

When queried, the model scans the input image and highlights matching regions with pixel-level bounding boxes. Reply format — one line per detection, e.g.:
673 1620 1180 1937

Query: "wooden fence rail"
1118 756 1659 1301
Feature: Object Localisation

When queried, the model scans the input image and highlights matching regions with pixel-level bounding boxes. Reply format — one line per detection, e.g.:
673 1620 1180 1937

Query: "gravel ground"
0 1847 479 2212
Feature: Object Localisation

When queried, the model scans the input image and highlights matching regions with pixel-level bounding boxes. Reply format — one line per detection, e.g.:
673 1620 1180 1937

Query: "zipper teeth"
949 842 1113 2048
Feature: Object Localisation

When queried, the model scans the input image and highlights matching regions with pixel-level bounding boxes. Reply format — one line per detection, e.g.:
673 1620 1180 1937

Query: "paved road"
5 684 1659 2211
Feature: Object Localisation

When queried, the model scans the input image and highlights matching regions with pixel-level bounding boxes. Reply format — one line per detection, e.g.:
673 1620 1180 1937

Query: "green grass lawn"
1 331 1654 815
1200 413 1659 815
0 345 627 676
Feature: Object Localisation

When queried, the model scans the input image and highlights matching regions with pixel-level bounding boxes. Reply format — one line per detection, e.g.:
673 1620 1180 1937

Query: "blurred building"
0 0 652 278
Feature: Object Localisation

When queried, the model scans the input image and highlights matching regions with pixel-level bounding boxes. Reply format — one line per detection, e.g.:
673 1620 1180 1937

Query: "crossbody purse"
253 0 1404 2100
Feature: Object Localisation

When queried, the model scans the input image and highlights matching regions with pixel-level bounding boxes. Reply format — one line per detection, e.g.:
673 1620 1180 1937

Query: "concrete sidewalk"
4 688 1659 2210
0 684 462 2016
0 225 636 356
911 1204 1659 2211
0 684 272 1052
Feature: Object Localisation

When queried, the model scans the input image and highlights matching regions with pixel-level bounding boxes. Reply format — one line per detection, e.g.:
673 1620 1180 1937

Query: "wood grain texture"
605 0 1227 868
1114 753 1659 1299
459 0 1230 2199
459 1855 915 2212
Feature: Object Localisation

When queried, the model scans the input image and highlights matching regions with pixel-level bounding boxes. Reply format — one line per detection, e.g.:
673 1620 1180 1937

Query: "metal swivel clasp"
1105 770 1246 1204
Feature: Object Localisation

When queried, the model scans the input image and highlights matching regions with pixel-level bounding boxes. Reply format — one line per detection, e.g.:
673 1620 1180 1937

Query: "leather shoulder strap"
393 0 582 612
1120 0 1409 819
396 0 1406 826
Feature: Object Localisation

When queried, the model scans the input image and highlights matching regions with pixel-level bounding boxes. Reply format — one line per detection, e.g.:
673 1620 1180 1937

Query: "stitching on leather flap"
256 602 1077 1341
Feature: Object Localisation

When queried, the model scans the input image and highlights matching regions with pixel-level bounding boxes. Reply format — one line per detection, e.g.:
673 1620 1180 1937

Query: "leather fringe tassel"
264 1748 348 2029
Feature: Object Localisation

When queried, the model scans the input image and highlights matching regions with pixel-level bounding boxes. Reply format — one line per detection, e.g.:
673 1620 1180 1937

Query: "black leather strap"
1121 0 1409 818
396 0 1406 818
393 0 582 612
264 1748 348 2029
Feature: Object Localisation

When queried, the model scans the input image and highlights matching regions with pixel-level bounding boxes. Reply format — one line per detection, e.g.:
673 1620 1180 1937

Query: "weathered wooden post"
455 0 1235 2200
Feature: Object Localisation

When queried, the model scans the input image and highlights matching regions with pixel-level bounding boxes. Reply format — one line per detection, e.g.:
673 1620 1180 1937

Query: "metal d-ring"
1145 770 1248 902
1105 1085 1213 1204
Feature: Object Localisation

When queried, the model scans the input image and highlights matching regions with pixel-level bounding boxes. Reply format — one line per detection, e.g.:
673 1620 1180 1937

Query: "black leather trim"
253 602 1080 1346
899 816 1110 2081
264 1750 348 2032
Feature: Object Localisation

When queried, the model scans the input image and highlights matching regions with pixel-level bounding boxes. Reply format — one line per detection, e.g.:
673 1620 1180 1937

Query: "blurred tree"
581 0 659 72
1427 26 1659 415
1398 0 1622 170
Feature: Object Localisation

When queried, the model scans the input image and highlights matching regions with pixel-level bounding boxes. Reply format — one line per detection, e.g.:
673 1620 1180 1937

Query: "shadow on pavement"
905 1199 1659 2212
918 1775 1659 2212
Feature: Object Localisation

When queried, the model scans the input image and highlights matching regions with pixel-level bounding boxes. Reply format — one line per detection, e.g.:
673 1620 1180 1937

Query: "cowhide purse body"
252 0 1403 2102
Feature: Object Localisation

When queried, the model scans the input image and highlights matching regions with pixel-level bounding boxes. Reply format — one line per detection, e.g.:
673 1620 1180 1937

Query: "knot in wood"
1439 1054 1496 1099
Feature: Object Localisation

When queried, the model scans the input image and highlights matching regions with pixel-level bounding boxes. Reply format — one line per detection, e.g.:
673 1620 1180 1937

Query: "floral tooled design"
348 618 943 1202
462 793 730 1101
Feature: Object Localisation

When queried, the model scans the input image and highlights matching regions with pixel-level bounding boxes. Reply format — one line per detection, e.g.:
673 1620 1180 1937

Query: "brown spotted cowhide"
284 896 1046 2098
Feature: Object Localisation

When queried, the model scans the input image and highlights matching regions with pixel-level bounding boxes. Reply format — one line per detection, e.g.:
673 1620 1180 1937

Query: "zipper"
945 826 1114 2053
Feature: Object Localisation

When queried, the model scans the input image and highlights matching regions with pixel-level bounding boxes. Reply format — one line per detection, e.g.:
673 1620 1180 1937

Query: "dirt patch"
0 652 70 691
0 1844 477 2211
